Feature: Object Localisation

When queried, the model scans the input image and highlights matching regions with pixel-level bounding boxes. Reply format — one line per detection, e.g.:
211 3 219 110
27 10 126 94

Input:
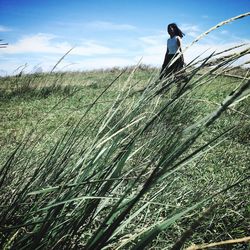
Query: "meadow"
0 58 249 250
0 13 250 250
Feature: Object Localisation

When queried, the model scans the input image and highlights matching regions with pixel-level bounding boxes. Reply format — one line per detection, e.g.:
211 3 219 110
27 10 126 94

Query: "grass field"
0 57 250 249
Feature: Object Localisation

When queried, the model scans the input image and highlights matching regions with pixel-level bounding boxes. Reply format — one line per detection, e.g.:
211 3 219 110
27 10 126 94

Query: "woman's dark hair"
168 23 185 38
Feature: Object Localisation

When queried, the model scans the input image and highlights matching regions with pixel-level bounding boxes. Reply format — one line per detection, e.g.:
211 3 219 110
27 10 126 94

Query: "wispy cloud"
220 30 229 35
72 57 137 70
180 23 202 38
0 55 138 76
0 25 12 32
74 41 125 56
136 32 250 68
85 21 137 31
1 30 249 76
5 33 61 53
179 23 236 43
201 15 209 19
3 33 125 56
139 34 165 46
183 41 250 65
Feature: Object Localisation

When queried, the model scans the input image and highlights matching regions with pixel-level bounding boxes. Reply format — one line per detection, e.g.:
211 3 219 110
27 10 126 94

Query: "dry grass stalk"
185 236 250 250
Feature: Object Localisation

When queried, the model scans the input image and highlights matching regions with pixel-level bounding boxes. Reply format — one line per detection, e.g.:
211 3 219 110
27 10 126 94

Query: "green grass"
0 59 249 249
0 67 157 161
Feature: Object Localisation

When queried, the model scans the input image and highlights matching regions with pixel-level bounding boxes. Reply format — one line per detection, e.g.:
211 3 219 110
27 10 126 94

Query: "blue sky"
0 0 250 75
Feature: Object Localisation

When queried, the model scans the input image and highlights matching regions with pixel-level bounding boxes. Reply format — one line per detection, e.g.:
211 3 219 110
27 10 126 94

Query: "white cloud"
85 21 137 31
3 33 125 56
73 41 125 56
1 30 249 76
137 33 250 68
0 55 138 76
180 24 202 38
0 25 11 32
183 42 250 66
5 33 62 53
139 34 165 46
72 57 137 70
0 58 29 76
220 30 229 35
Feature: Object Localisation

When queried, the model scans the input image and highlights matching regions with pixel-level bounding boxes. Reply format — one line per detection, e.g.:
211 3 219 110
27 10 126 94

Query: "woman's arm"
176 36 182 52
176 37 184 63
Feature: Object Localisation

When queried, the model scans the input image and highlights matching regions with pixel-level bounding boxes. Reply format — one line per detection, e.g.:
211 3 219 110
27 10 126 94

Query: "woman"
160 23 185 79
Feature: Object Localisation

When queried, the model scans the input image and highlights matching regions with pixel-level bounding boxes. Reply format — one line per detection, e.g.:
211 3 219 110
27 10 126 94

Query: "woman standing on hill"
160 23 185 79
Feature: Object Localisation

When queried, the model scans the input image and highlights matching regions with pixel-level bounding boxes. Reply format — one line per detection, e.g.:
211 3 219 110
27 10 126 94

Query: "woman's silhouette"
160 23 185 79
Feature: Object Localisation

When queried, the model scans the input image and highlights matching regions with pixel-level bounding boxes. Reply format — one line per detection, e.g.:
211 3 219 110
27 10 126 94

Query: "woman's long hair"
168 23 185 38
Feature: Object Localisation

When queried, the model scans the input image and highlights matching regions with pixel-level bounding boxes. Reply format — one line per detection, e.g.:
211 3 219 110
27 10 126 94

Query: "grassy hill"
0 64 249 249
